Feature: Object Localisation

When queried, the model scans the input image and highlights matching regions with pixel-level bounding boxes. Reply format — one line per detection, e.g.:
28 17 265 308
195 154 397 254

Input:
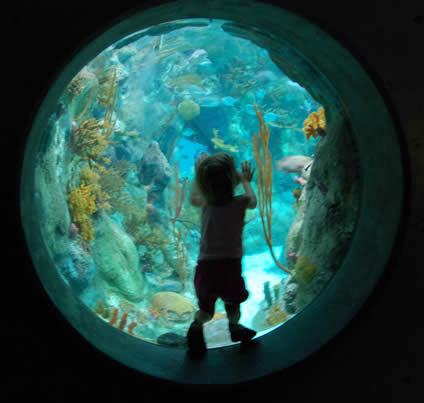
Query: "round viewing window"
20 0 404 383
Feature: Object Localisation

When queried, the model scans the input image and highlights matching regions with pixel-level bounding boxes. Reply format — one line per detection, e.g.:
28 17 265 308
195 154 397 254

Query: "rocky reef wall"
283 111 360 313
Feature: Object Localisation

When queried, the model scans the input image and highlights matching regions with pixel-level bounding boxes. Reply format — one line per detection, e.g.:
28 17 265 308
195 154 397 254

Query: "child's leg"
224 302 241 324
224 301 256 343
194 309 213 325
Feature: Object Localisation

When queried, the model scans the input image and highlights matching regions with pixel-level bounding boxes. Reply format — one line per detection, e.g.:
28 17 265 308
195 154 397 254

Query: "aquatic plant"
71 65 120 166
303 107 326 140
173 226 189 290
124 209 170 251
253 105 291 273
169 162 187 225
68 184 97 242
294 255 319 285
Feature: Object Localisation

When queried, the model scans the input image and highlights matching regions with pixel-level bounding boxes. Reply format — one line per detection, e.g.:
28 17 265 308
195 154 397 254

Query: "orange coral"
118 311 128 330
293 188 302 199
109 308 119 325
303 107 326 140
128 322 137 335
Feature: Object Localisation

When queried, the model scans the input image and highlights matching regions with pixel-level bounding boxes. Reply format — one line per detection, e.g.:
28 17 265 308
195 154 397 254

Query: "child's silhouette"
186 152 257 354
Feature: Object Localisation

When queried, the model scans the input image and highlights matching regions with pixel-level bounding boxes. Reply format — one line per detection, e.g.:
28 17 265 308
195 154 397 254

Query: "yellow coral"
303 107 326 140
68 184 97 242
295 255 319 285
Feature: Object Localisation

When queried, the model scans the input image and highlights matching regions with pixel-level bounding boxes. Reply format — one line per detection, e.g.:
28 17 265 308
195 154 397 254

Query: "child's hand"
241 161 255 182
195 152 208 171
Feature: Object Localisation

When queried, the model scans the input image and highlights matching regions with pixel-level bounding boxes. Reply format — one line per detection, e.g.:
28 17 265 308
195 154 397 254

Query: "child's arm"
190 180 205 207
241 161 257 209
190 152 208 208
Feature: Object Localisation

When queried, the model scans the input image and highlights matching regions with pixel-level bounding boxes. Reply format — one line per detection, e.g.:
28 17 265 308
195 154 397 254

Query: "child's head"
195 152 241 205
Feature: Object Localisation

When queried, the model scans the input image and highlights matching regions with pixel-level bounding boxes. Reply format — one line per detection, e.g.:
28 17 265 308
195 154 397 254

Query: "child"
186 151 257 354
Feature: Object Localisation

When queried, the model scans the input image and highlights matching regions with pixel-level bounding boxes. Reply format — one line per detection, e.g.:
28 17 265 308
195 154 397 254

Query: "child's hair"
195 152 241 205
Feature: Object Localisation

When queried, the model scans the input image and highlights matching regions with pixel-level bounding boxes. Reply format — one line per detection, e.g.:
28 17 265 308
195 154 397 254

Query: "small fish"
182 127 195 137
197 96 221 107
263 112 278 122
276 156 313 174
198 58 212 66
222 96 237 106
189 49 208 59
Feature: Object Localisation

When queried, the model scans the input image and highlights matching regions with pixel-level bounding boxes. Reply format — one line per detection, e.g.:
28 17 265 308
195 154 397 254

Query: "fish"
189 49 208 60
182 127 195 137
222 96 237 106
197 96 221 107
198 58 212 66
263 112 278 122
275 155 313 174
253 70 278 83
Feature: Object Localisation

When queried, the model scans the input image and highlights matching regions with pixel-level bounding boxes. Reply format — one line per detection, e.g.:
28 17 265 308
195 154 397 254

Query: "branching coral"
80 165 111 211
303 107 326 140
168 162 189 289
173 226 189 290
71 65 120 166
169 162 187 225
123 208 170 253
68 184 97 242
253 105 291 274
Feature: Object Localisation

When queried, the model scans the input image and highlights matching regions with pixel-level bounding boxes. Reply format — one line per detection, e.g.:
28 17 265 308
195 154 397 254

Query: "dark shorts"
194 258 249 316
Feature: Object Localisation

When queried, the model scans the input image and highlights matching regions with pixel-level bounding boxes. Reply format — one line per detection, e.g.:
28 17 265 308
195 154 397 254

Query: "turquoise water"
37 19 321 348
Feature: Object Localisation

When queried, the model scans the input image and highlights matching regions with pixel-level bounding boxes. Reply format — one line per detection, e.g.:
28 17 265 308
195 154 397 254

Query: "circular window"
20 1 404 383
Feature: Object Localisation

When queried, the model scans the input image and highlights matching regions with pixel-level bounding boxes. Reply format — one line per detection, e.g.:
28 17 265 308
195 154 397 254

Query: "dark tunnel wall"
7 0 423 400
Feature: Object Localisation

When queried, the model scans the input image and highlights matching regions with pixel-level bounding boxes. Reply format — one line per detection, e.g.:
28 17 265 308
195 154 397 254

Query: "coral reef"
68 184 97 242
92 211 144 302
293 188 302 199
294 255 319 285
263 281 273 308
252 105 291 273
177 99 200 121
266 305 289 326
303 107 326 140
138 141 172 207
93 300 110 319
151 292 195 322
169 162 187 225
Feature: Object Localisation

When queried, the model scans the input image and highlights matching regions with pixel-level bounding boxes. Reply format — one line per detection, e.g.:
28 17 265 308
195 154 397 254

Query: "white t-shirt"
198 195 250 260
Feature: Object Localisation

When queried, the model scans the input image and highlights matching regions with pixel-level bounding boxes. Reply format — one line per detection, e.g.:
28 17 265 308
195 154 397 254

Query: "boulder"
92 211 144 302
138 141 172 207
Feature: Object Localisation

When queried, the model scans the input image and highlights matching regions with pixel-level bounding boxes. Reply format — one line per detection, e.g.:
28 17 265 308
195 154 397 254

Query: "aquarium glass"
27 19 357 349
